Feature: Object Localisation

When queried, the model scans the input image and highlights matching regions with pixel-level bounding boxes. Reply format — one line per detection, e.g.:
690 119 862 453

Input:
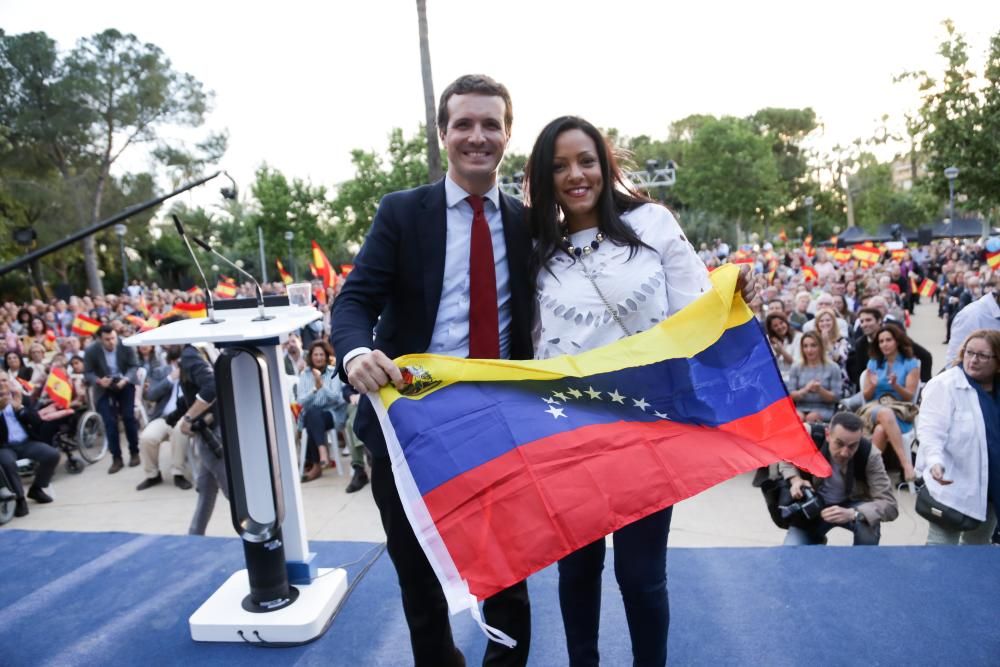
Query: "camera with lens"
189 414 223 459
779 486 824 525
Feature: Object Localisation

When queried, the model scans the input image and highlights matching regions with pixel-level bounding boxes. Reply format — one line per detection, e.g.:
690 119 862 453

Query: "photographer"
160 316 228 536
779 412 898 545
83 325 141 474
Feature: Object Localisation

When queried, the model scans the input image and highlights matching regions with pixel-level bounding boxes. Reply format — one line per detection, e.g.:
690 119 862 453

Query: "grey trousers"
188 432 229 535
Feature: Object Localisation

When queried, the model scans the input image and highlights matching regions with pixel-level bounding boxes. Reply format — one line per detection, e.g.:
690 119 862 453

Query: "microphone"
191 234 274 322
172 215 222 325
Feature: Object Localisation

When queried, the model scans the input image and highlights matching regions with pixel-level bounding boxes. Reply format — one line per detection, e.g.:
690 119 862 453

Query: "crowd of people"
2 71 998 667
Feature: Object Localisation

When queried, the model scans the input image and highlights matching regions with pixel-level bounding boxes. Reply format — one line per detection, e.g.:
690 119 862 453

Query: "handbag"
915 485 982 532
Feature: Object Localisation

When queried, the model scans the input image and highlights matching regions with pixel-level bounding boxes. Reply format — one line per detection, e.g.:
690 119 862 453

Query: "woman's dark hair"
16 308 30 324
306 340 334 369
525 116 653 282
764 312 795 344
869 323 914 365
4 350 21 369
29 316 48 334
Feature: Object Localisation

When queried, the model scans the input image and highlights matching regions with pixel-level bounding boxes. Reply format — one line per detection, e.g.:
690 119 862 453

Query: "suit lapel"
419 180 448 330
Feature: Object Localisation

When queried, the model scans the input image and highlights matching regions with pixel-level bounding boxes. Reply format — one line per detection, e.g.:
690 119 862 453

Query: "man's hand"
789 476 812 500
929 464 952 485
115 378 128 390
346 350 404 394
97 376 113 388
180 417 193 437
735 264 758 304
820 505 856 525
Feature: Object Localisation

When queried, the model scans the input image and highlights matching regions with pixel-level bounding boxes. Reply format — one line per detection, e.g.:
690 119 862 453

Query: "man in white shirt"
946 280 1000 366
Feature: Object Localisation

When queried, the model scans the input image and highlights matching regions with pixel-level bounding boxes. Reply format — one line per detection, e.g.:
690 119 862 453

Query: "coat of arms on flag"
369 265 830 644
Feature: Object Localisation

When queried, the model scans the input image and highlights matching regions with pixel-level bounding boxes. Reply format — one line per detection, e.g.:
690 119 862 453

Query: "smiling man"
331 74 532 667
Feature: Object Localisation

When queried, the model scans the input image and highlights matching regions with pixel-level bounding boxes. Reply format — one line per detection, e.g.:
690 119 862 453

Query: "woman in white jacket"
916 329 1000 544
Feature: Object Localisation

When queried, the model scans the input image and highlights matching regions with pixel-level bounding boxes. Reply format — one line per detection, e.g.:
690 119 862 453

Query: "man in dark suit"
83 324 141 473
331 74 532 667
0 371 60 517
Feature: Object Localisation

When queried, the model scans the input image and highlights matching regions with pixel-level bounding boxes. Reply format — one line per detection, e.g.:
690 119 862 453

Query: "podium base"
189 568 347 645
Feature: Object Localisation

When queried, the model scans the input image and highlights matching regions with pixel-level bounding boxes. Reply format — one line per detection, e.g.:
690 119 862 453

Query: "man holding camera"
84 325 141 474
779 412 898 545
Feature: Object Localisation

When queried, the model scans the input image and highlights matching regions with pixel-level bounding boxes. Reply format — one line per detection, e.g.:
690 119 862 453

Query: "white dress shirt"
946 292 1000 366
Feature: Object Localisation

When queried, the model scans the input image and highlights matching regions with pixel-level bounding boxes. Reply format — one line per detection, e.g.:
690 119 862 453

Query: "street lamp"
944 166 959 223
114 223 128 291
284 231 296 281
833 225 841 235
803 196 814 240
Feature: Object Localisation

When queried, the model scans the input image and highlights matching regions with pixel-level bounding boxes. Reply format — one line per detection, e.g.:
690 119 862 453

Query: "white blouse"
533 203 712 360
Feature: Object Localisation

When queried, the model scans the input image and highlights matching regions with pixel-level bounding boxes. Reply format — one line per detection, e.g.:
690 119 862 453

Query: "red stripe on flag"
421 398 825 599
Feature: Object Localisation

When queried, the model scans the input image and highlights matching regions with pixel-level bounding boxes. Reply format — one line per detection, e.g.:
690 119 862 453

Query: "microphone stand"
172 215 223 325
191 235 274 322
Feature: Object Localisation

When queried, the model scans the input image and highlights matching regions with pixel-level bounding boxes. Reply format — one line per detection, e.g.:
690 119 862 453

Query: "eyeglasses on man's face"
964 350 996 362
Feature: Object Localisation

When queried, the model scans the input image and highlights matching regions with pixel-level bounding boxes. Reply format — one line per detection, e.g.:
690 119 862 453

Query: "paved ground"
6 301 950 547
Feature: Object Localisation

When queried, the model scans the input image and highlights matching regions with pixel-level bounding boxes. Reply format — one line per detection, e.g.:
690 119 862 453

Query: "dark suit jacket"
330 180 532 458
82 341 139 402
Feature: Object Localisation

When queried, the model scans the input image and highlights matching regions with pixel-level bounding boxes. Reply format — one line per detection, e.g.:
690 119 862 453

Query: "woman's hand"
312 367 323 389
930 464 952 485
736 264 757 304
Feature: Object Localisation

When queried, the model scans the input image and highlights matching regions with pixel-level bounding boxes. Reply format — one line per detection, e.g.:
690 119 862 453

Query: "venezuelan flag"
372 265 830 615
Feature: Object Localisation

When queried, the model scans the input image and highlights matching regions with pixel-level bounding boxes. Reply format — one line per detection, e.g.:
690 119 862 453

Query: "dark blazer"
330 179 533 458
82 340 140 402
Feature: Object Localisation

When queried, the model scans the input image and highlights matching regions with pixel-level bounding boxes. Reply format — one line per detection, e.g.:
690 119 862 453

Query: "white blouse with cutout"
533 203 712 360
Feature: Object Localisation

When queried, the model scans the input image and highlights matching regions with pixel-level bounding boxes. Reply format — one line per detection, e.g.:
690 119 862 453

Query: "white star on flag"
542 396 560 405
654 411 670 419
552 391 568 402
566 388 583 399
608 389 625 404
632 397 650 411
545 405 566 419
585 387 602 400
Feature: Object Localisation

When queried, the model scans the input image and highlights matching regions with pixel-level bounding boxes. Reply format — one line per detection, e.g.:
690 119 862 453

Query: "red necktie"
466 195 500 359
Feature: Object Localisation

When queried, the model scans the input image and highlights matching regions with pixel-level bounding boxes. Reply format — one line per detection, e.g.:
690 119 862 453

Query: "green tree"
0 28 220 296
904 21 1000 221
330 127 429 246
672 116 782 243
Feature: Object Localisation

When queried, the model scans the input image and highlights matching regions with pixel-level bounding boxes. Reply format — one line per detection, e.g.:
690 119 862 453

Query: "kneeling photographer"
778 412 898 545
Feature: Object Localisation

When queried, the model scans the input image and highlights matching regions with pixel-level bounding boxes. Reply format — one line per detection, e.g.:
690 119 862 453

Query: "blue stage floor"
1 530 998 666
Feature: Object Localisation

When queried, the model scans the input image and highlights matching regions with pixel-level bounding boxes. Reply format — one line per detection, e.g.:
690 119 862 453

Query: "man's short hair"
437 74 513 134
829 412 864 434
97 324 115 337
857 307 882 322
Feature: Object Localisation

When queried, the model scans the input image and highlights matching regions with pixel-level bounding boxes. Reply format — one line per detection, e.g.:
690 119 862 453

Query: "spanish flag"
802 266 818 283
125 315 147 329
987 251 1000 270
215 281 237 299
778 229 788 242
276 259 294 285
340 263 354 277
919 278 937 298
891 249 907 262
71 314 101 337
371 265 829 618
45 330 56 344
44 367 72 409
16 377 34 395
910 275 920 294
852 244 881 265
833 248 852 264
173 301 207 318
311 240 335 289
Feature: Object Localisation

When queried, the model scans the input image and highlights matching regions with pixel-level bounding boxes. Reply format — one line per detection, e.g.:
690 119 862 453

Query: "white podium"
125 299 346 644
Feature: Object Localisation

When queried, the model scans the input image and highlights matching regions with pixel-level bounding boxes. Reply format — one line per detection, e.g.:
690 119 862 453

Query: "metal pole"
288 240 296 281
948 179 955 222
258 226 268 283
118 235 129 291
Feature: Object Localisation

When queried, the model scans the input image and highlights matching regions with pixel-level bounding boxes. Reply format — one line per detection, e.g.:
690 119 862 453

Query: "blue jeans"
783 502 880 545
558 506 672 667
96 383 139 459
302 407 335 465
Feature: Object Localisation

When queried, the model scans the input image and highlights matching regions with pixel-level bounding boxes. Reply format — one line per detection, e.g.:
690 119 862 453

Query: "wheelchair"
50 407 108 473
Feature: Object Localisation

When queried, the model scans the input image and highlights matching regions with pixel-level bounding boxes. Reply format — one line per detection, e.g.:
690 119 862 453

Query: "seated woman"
861 323 920 482
787 332 842 423
916 329 999 545
765 312 800 381
3 350 34 388
814 307 850 393
23 343 50 388
20 316 57 355
296 340 347 482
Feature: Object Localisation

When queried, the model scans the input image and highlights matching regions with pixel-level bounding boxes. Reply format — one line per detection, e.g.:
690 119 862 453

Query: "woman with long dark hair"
862 323 920 482
296 340 347 482
525 115 752 667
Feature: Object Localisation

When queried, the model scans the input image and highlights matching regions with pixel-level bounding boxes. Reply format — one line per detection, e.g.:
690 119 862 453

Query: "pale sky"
3 0 999 203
